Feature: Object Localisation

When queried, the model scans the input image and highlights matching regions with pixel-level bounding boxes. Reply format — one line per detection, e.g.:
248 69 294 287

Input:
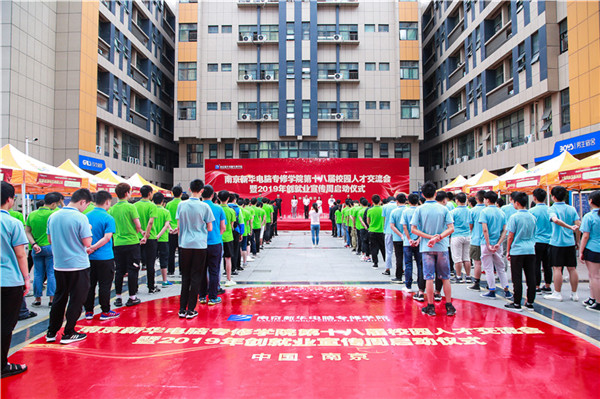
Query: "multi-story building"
174 0 424 192
1 0 178 189
420 0 600 188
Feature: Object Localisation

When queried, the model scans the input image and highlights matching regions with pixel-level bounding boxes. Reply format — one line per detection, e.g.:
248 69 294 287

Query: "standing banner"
205 158 410 214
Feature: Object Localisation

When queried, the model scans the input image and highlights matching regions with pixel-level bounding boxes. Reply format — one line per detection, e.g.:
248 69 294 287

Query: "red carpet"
3 287 599 398
277 216 332 231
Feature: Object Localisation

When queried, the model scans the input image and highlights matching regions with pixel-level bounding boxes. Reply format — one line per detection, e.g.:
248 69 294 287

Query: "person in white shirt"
316 197 323 214
303 196 311 219
291 195 298 219
328 195 336 210
309 203 321 247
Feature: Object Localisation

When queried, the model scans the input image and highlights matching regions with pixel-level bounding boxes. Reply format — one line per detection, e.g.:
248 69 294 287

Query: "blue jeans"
337 224 343 238
422 251 451 281
311 224 320 245
345 225 352 246
33 245 55 298
403 245 423 290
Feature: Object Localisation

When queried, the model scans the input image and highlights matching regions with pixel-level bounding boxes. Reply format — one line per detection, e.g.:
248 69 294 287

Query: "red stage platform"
3 287 599 398
277 216 332 231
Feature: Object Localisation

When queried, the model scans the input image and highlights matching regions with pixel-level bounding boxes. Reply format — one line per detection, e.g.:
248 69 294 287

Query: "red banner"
1 168 13 183
205 158 409 214
559 165 600 183
36 173 82 189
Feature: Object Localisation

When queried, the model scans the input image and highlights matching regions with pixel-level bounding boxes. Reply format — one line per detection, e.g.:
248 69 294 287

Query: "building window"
494 63 504 87
187 144 203 167
531 31 539 63
496 109 525 147
379 101 390 110
475 26 481 49
221 102 231 111
207 64 218 72
178 101 196 120
517 42 526 72
379 143 389 158
379 62 390 71
256 141 339 159
542 97 552 138
378 24 389 32
222 25 232 33
365 24 375 32
365 62 376 71
207 102 218 111
366 101 376 110
209 144 218 159
221 63 232 72
364 143 373 158
399 22 418 40
400 61 418 79
225 144 233 159
121 132 140 162
492 12 503 34
457 132 474 160
178 62 197 81
394 143 411 160
208 25 218 34
240 143 258 159
560 89 570 129
559 19 568 53
179 23 197 42
401 100 420 119
286 100 310 119
340 143 358 158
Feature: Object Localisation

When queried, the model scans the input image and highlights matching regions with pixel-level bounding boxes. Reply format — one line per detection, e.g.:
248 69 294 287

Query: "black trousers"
114 244 141 296
179 248 207 312
393 241 404 279
2 286 23 370
249 229 256 255
264 223 272 243
253 229 261 254
331 219 337 237
232 231 241 271
48 269 90 336
84 259 115 313
511 254 536 304
272 222 278 236
356 229 364 254
369 232 385 266
141 239 158 289
168 233 179 274
362 229 371 256
304 205 309 219
157 241 169 270
535 242 552 286
200 243 222 300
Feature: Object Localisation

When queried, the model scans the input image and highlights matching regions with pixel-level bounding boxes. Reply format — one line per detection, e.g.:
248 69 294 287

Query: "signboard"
571 191 593 217
205 158 410 212
79 155 106 172
37 173 82 188
535 130 600 163
1 168 13 183
505 175 540 190
559 165 600 183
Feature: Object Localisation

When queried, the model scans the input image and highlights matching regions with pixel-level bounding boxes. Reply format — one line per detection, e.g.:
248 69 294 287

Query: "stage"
276 216 332 231
3 286 599 398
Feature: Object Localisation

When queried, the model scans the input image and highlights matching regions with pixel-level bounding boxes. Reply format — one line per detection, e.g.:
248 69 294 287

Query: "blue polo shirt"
47 206 92 271
506 210 536 255
401 206 418 246
469 204 486 246
410 201 454 253
446 202 455 211
580 209 600 252
388 206 405 242
501 204 517 220
1 210 28 287
206 200 226 246
450 206 471 237
479 206 506 246
176 197 215 249
529 203 552 244
549 202 580 247
382 202 397 235
228 203 245 236
86 207 116 261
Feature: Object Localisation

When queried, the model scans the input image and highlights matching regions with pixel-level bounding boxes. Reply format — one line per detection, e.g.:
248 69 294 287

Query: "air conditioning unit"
242 35 252 42
525 134 534 143
286 113 295 119
263 114 272 120
334 113 345 120
455 158 462 164
333 34 342 41
243 74 253 81
264 72 274 80
241 113 252 121
461 155 469 163
434 164 441 170
255 34 266 42
495 144 502 153
95 145 102 154
502 142 512 151
333 73 343 80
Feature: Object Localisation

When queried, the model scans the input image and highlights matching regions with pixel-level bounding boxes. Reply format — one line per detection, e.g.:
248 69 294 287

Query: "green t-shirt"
263 203 273 223
335 209 343 224
165 198 181 229
242 208 252 236
353 206 365 230
342 207 352 227
221 205 235 243
108 200 141 247
9 210 25 225
367 206 384 233
252 207 265 229
25 206 55 247
151 206 171 243
135 199 158 240
83 202 96 214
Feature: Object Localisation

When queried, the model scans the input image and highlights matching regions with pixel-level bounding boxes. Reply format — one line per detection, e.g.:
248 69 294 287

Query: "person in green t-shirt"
335 206 343 239
9 209 24 225
241 199 253 267
262 198 274 244
152 192 173 287
135 185 161 294
165 185 182 275
250 198 265 255
83 202 95 214
108 183 144 307
367 194 386 268
25 191 63 307
218 191 236 286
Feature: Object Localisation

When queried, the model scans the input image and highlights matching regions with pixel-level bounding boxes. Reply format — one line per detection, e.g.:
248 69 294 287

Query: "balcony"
317 71 359 83
486 78 514 109
317 33 359 45
161 53 174 74
448 62 465 88
237 33 278 45
162 18 175 41
316 0 359 7
238 0 279 6
449 108 467 130
447 19 464 48
130 64 149 87
97 90 109 111
484 21 512 58
159 127 173 141
131 21 149 47
317 112 360 122
160 89 173 108
237 72 279 83
238 113 279 123
129 109 148 130
98 37 110 60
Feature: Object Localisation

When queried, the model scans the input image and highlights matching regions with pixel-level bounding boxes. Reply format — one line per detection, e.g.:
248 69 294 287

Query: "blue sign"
79 155 106 172
227 314 253 322
535 130 600 162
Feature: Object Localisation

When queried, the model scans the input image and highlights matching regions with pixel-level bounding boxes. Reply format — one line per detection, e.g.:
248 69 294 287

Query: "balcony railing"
161 53 174 74
129 109 148 130
160 89 173 108
316 0 359 7
448 63 465 88
449 108 467 130
131 21 149 47
162 19 175 41
238 71 279 82
486 78 514 109
98 37 110 59
317 111 360 121
484 21 512 58
317 33 359 44
317 71 359 82
238 0 279 6
447 19 464 48
238 113 279 122
238 33 279 44
130 64 149 87
97 90 109 111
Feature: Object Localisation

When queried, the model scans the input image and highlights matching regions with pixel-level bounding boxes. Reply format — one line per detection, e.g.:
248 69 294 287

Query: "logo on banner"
228 314 253 322
79 155 106 172
216 165 243 170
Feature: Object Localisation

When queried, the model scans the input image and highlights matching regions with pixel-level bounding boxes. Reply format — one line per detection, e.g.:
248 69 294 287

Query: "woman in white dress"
291 195 298 218
316 196 323 214
309 203 321 247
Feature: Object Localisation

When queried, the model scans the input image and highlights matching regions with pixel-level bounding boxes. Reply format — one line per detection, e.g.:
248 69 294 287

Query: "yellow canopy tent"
95 167 140 196
505 151 579 194
440 175 467 193
126 173 171 197
57 160 117 193
558 151 600 190
461 169 498 193
467 164 527 194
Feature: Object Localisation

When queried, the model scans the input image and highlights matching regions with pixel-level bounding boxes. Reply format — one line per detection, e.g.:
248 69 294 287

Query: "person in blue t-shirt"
506 192 538 311
410 182 456 317
450 193 472 284
529 188 553 293
579 190 600 312
83 190 119 322
382 195 399 277
398 194 423 296
46 189 93 345
200 185 226 306
479 191 512 300
1 181 30 378
467 190 486 291
545 186 581 302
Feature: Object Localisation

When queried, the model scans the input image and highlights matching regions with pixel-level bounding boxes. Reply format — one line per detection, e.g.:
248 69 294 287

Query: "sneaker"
382 269 391 276
148 286 161 294
450 277 461 284
421 304 436 316
223 280 237 287
46 333 56 343
186 310 198 319
114 298 123 307
125 297 141 307
524 303 535 311
231 270 239 276
536 287 542 293
434 293 442 302
413 292 425 302
390 278 403 284
544 292 563 302
217 288 226 295
208 297 223 306
504 290 513 299
85 312 93 320
586 302 600 312
445 302 456 316
570 292 579 302
100 310 120 320
504 303 522 312
582 297 596 307
467 283 480 292
199 297 207 305
541 286 552 293
402 286 413 293
18 311 37 321
480 290 497 299
60 332 87 345
372 264 378 269
178 310 187 318
32 300 41 307
162 281 173 287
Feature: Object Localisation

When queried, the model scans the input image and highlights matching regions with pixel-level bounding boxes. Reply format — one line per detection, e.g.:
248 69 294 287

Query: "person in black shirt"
275 194 282 218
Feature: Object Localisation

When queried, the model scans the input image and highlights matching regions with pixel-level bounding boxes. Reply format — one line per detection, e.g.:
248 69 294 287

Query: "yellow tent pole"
21 169 28 217
547 184 550 205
